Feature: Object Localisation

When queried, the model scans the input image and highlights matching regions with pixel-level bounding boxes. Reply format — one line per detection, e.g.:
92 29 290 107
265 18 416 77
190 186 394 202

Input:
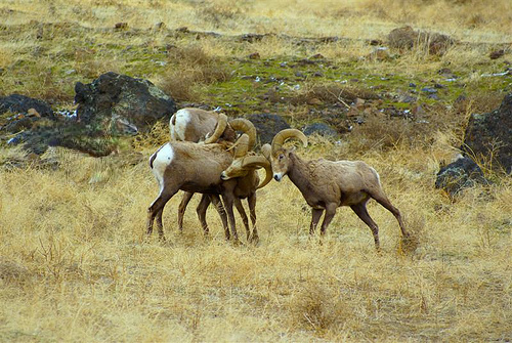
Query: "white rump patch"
172 109 192 141
151 143 174 189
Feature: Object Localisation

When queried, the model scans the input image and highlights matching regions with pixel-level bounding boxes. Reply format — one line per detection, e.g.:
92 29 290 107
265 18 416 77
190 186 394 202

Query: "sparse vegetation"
1 0 511 341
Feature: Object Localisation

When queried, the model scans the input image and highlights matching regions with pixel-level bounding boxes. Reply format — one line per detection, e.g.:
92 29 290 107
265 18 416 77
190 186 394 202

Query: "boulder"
463 93 512 173
388 26 417 50
435 157 489 197
388 26 454 55
0 94 53 118
246 114 290 145
74 72 177 135
303 122 338 137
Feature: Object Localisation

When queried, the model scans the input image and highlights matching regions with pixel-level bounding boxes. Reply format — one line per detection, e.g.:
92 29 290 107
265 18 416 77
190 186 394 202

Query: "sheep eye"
278 154 284 161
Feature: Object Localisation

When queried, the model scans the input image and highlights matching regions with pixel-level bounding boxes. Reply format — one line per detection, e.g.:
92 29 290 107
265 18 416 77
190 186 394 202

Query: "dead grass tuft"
291 83 378 106
157 44 231 102
288 282 348 334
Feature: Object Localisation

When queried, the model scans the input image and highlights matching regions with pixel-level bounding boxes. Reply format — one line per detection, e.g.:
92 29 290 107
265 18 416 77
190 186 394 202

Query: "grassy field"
1 0 512 342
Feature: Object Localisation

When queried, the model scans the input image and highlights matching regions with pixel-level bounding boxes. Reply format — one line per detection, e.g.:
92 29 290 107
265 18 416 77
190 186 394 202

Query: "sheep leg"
350 203 380 250
155 208 165 240
210 195 231 240
147 189 177 241
196 194 212 236
369 192 409 238
177 191 194 232
320 204 337 235
310 208 324 235
247 194 258 243
222 194 239 242
234 198 250 241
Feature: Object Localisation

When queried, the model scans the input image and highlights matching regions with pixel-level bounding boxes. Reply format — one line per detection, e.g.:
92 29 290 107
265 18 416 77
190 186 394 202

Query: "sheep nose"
220 172 227 180
273 174 281 181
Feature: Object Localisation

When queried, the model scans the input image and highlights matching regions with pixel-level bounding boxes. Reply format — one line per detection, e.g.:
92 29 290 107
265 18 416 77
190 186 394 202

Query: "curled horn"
241 156 273 189
233 133 250 158
229 118 257 150
271 129 308 155
261 144 271 161
204 113 228 144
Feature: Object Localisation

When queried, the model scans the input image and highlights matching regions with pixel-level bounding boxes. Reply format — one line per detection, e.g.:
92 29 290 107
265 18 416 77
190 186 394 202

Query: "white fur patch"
172 109 192 141
273 172 284 182
151 143 174 189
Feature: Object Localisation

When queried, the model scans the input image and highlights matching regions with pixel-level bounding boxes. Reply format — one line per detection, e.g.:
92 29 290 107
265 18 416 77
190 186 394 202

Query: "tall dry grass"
1 0 511 341
3 0 511 41
1 140 511 341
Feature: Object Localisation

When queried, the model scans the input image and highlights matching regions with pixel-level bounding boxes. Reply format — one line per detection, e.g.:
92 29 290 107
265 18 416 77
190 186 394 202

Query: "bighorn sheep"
262 129 409 250
169 108 267 241
148 115 270 241
170 108 236 143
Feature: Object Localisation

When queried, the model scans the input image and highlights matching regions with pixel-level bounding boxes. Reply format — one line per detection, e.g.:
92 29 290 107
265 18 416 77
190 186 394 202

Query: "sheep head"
268 129 308 182
221 132 273 189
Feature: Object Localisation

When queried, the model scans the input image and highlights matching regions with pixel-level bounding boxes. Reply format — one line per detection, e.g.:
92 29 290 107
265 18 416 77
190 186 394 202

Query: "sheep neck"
287 153 316 195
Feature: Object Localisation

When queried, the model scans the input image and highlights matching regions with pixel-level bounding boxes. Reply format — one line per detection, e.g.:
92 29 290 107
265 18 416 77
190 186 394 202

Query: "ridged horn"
261 144 271 161
204 113 228 144
271 129 308 154
233 133 249 158
229 118 257 150
241 156 273 189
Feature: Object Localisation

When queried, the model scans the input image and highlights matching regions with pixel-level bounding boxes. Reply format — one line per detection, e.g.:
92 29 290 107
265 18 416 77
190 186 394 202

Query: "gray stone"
74 72 177 135
303 122 338 137
246 113 290 145
0 94 53 118
435 157 490 197
463 93 512 173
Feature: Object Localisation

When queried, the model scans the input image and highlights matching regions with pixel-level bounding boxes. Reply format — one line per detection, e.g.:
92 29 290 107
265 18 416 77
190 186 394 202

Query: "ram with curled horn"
147 116 263 242
262 129 410 250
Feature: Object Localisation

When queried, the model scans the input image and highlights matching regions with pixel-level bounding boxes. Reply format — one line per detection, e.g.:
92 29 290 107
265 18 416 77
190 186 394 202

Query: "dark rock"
114 22 128 30
398 94 417 103
409 82 417 88
248 52 260 59
246 113 290 145
309 53 324 59
463 93 512 173
0 94 54 118
490 49 505 60
3 117 39 132
74 72 176 135
303 122 338 137
426 32 454 55
388 26 454 55
438 68 457 79
435 157 489 197
388 26 417 50
421 87 438 94
239 33 265 43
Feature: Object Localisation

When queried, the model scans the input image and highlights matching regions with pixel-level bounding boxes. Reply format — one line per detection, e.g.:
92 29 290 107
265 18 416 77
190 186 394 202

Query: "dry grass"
1 143 511 342
155 43 232 102
1 0 512 341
